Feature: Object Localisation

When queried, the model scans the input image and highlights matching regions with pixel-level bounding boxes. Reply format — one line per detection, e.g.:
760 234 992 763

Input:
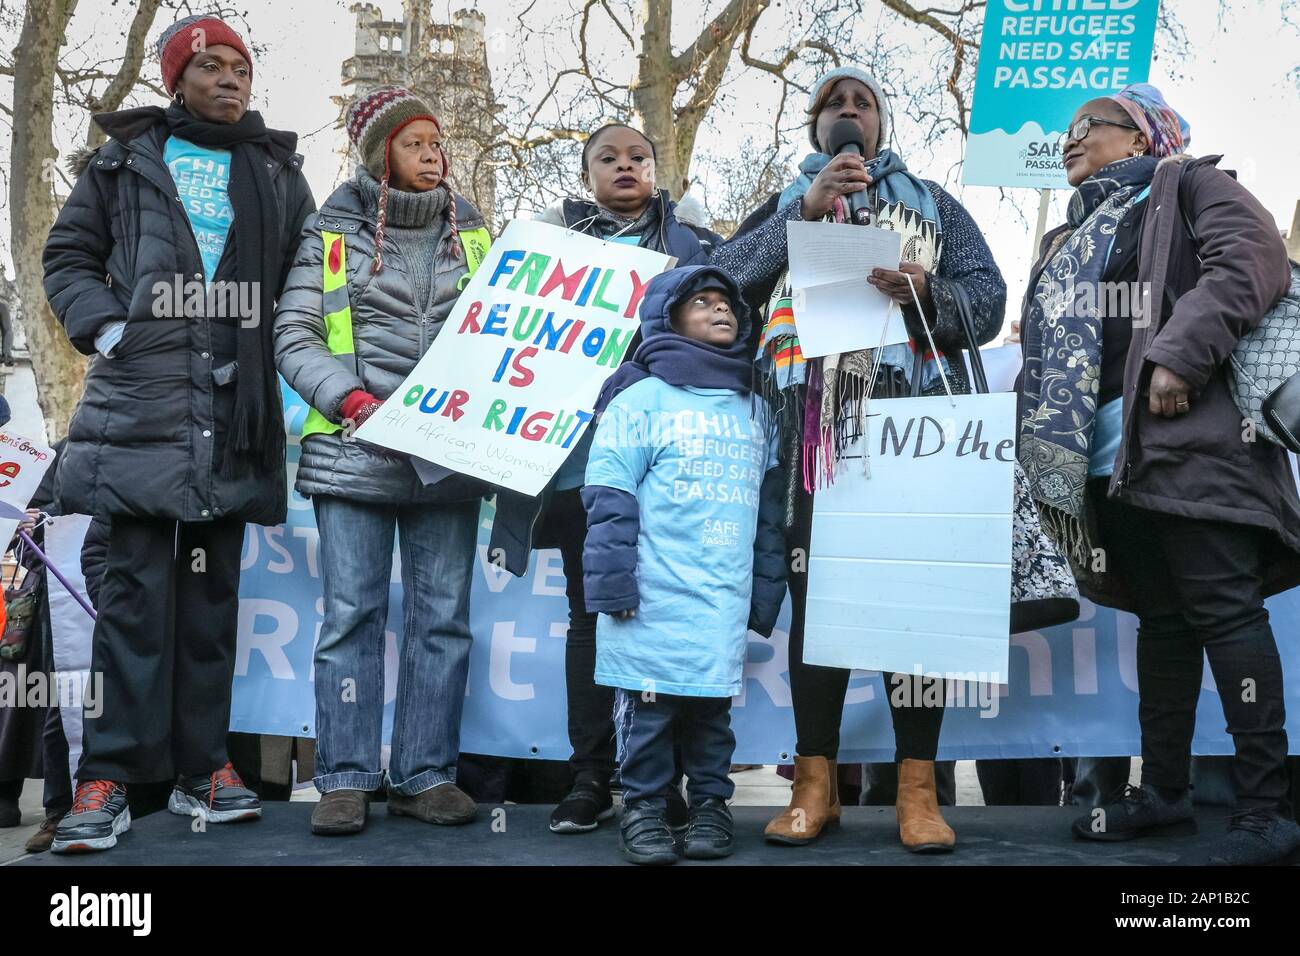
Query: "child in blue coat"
582 265 786 864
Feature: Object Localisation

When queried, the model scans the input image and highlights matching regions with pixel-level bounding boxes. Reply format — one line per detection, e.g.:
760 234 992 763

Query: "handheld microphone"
826 119 872 225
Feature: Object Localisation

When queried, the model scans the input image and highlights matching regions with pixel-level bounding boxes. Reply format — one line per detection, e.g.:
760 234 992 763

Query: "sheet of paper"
411 455 465 488
786 220 908 358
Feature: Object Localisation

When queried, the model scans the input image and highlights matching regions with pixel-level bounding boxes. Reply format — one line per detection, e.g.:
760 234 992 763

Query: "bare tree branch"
879 0 979 133
83 0 164 148
670 0 762 79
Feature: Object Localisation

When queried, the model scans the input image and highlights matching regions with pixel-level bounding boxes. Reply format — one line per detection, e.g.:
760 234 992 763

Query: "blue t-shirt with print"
165 135 234 282
585 377 778 697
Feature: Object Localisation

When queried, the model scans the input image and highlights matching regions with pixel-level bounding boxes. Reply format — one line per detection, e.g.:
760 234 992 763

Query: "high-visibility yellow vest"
299 223 491 440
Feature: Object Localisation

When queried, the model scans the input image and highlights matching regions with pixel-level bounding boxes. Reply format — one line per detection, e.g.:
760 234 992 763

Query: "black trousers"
78 515 246 783
975 758 1064 806
786 482 945 762
552 489 617 786
1090 480 1290 812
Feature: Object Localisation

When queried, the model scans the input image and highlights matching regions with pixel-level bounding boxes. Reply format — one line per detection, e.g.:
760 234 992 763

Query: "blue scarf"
774 149 945 389
1018 155 1158 563
778 148 938 226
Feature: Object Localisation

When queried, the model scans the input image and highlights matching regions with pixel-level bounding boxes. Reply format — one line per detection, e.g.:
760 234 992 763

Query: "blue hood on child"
593 265 753 415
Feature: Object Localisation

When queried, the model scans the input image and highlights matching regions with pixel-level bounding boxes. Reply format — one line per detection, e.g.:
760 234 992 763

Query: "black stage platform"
14 803 1258 866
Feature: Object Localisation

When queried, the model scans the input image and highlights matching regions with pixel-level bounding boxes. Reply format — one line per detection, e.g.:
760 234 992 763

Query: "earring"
173 91 185 106
1131 147 1145 157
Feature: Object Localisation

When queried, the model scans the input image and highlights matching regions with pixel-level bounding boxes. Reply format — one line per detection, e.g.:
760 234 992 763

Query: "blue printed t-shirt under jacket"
585 377 778 698
164 135 233 282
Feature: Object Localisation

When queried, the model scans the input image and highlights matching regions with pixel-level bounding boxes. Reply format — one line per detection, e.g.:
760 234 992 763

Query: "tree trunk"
9 0 85 442
631 0 752 199
632 0 685 193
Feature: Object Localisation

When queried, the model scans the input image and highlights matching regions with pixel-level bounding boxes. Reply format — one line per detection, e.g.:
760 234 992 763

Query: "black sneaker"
620 801 680 866
1071 783 1194 842
169 762 262 823
50 781 130 854
684 797 735 860
549 780 614 834
1207 809 1300 866
666 786 689 831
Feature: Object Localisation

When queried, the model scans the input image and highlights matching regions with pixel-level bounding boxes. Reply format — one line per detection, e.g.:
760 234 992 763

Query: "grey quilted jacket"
273 173 489 504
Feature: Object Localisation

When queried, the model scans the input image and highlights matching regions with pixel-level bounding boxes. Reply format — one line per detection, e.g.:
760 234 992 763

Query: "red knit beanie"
157 16 253 96
345 87 458 274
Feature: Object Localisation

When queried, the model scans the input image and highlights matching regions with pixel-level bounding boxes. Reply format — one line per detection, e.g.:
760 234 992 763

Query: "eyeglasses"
1057 115 1139 151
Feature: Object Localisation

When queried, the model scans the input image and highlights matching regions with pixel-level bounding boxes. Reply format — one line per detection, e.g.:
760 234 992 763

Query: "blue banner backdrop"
228 385 1300 762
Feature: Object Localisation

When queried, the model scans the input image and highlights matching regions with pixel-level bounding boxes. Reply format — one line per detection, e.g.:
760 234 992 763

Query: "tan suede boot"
764 756 840 845
896 758 955 853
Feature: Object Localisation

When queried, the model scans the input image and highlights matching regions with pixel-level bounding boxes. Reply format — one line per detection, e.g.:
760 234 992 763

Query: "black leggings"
550 489 616 786
785 481 945 762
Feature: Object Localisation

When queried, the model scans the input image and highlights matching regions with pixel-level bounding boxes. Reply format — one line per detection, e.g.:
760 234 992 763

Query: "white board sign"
0 429 55 543
804 393 1016 681
354 220 673 496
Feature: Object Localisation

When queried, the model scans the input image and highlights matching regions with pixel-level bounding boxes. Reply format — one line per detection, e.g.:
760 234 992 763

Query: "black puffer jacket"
42 107 316 525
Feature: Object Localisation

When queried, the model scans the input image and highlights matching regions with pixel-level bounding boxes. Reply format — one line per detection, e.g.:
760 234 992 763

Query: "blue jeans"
312 495 478 796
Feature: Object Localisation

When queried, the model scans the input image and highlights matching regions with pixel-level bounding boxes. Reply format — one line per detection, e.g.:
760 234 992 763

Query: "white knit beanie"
806 67 891 154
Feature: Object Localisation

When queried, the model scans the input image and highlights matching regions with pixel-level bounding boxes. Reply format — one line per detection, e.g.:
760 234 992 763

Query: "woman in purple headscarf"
1016 84 1300 865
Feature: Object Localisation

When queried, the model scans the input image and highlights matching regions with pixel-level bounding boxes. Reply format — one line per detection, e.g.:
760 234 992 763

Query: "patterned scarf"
1018 155 1158 563
759 149 943 492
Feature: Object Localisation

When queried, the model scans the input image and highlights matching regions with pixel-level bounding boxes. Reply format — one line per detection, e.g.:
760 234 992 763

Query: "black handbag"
907 282 1081 634
1260 349 1300 452
0 547 42 662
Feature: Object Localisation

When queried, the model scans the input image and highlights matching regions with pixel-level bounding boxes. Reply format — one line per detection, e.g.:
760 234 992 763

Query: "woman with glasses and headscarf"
1017 84 1300 866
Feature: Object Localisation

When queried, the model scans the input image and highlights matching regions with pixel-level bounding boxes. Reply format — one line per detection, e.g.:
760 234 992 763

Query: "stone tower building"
339 2 502 227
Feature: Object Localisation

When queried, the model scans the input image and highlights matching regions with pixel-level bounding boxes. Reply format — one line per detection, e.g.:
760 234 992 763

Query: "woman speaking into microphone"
711 67 1006 854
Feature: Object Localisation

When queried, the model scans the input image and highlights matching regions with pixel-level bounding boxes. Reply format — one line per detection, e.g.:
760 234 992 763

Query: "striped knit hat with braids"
345 87 458 273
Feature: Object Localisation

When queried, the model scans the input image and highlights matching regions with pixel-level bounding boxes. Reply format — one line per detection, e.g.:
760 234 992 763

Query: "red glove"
340 390 383 427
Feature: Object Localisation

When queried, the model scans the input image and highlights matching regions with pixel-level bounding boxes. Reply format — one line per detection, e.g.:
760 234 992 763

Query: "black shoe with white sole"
50 781 130 854
169 762 262 823
550 780 615 834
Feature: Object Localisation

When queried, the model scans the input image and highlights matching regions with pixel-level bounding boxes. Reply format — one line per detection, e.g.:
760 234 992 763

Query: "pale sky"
3 0 1298 341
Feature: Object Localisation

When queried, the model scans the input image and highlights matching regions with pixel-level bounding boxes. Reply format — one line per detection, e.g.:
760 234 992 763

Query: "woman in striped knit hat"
274 87 492 837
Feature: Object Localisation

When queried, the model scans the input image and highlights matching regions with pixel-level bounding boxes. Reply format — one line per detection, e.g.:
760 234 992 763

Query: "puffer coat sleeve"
43 167 127 355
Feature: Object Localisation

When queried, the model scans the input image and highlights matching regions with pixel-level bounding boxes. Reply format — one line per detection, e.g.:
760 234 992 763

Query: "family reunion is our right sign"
354 220 674 496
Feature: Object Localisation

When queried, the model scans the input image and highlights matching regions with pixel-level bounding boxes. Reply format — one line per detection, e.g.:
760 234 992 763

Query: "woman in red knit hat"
273 87 492 836
43 14 315 853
